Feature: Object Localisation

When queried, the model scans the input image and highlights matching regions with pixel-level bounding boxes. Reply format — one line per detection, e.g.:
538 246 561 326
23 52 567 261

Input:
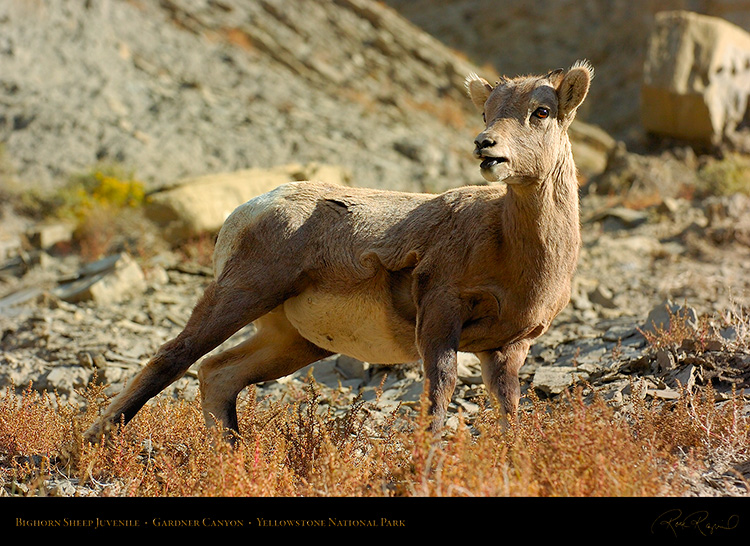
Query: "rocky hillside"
1 0 618 197
1 0 488 194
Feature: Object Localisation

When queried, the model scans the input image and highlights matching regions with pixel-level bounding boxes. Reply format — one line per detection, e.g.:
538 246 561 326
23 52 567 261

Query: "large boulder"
641 11 750 147
568 121 617 181
145 163 352 244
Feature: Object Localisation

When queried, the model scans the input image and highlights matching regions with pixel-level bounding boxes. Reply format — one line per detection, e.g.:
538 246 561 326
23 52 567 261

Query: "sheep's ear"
465 73 493 112
545 68 565 87
557 60 593 122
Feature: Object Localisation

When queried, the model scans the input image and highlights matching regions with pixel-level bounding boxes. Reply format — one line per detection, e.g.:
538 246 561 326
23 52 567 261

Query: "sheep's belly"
283 290 419 364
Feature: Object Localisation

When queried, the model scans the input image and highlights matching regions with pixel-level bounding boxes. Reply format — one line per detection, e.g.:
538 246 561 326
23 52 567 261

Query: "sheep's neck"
505 151 578 239
500 151 581 282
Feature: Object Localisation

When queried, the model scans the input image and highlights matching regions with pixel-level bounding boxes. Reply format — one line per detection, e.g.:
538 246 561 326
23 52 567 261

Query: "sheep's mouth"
478 156 510 183
480 157 508 170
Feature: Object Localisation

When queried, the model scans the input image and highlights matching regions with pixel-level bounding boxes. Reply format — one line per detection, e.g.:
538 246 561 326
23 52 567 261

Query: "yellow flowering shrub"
56 165 146 222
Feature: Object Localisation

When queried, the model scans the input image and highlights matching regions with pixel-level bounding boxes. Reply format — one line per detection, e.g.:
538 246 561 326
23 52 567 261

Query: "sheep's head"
466 60 593 184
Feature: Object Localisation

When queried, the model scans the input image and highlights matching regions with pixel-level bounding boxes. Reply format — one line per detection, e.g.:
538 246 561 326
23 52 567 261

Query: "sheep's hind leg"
84 281 288 443
478 340 530 430
198 307 333 440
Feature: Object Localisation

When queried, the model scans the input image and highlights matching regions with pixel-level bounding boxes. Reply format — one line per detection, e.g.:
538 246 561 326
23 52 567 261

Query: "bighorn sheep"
85 60 592 442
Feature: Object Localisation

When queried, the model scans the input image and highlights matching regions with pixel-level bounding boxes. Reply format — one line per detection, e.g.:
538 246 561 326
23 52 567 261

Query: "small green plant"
697 153 750 197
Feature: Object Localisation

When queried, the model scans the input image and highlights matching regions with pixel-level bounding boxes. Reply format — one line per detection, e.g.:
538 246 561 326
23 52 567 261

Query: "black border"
2 496 747 539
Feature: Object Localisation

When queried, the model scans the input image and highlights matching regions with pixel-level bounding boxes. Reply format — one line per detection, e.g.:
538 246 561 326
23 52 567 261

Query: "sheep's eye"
533 107 550 119
482 112 486 123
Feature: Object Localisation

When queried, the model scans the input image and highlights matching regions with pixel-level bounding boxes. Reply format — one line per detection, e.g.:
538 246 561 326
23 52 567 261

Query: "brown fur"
85 61 592 442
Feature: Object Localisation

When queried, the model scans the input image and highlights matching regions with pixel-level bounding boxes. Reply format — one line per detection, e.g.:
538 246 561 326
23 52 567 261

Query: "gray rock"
532 366 590 396
641 298 699 336
649 388 682 400
655 349 677 373
0 287 43 310
601 323 640 342
567 121 618 179
596 207 649 231
296 357 342 387
335 354 370 381
588 285 618 309
720 326 739 344
669 363 699 392
380 378 423 404
53 253 146 304
44 365 91 396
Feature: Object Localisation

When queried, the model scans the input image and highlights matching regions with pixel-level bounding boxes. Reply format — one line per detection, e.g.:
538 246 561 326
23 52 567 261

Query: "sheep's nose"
473 135 495 158
474 136 495 149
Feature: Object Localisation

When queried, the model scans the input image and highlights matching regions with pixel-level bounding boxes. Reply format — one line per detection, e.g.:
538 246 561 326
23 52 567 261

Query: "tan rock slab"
146 163 352 243
641 11 750 145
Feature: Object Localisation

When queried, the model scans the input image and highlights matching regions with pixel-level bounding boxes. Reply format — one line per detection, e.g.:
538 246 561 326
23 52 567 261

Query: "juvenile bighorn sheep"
85 60 592 442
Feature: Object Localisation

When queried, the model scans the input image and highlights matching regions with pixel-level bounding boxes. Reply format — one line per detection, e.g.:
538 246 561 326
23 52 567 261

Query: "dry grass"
1 373 747 498
176 233 216 269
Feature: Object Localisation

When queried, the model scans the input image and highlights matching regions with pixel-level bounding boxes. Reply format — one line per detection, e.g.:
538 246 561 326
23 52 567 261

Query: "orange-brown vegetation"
1 373 746 497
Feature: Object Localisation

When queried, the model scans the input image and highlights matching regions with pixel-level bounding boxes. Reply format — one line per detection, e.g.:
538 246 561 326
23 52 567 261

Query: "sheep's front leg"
478 340 530 429
416 292 463 432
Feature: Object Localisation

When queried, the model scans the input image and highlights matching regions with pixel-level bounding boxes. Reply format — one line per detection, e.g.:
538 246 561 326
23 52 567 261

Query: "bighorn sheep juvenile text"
86 60 592 442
